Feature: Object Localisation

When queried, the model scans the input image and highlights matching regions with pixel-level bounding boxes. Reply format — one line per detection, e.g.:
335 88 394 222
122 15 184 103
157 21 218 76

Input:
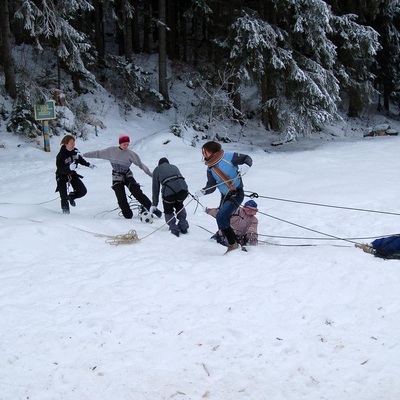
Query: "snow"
1 94 400 400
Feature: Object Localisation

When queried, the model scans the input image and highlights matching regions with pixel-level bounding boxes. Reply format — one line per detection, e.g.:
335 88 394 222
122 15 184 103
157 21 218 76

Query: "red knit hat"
119 134 130 144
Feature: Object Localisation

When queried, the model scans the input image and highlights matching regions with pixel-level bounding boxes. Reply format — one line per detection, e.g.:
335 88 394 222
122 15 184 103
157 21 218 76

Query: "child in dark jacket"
55 135 95 214
151 157 189 237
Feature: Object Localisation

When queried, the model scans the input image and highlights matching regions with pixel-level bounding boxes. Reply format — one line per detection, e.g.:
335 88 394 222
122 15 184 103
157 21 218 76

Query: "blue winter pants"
215 189 244 230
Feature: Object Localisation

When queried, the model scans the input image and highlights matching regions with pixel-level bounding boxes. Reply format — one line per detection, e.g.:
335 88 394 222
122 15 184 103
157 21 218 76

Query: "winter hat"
244 200 258 208
158 157 169 165
119 134 130 144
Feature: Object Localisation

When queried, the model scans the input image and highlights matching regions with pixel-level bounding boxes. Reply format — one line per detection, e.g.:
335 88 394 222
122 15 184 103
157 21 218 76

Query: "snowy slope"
1 92 400 399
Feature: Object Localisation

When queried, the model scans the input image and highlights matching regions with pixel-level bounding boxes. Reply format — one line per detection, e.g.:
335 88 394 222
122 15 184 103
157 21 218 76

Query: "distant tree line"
0 0 399 139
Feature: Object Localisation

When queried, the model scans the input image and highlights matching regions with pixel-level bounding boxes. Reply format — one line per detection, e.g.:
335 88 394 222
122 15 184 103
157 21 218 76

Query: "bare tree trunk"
132 0 141 53
93 0 105 65
158 0 169 103
142 1 152 53
0 0 16 99
383 80 391 113
228 75 243 123
125 14 133 61
167 0 180 59
181 1 187 62
261 74 279 131
348 87 363 117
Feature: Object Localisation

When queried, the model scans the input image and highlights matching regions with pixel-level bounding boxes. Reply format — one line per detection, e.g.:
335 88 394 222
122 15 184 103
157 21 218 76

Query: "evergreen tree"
0 0 17 99
329 13 380 117
372 0 400 112
222 2 341 139
14 0 96 90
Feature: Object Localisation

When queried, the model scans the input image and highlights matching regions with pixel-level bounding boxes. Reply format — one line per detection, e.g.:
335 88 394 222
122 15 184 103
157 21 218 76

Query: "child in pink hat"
83 135 162 219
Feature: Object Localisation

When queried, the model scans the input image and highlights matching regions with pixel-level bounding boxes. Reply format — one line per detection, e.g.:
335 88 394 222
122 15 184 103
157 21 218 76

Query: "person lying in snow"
206 199 259 247
355 234 400 259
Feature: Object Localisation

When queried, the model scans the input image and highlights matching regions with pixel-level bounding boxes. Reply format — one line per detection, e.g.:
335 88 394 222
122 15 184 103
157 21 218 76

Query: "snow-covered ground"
1 92 400 399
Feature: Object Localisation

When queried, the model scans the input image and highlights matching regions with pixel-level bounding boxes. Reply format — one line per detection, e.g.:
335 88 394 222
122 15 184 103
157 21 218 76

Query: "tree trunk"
132 0 141 53
0 0 16 99
228 75 243 122
158 0 169 103
93 0 105 65
142 1 153 53
125 14 133 61
383 80 392 113
348 87 364 117
261 73 279 131
181 1 187 62
167 0 180 59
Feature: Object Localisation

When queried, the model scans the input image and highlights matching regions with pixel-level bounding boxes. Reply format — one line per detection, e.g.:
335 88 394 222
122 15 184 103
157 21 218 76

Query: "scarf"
204 150 236 192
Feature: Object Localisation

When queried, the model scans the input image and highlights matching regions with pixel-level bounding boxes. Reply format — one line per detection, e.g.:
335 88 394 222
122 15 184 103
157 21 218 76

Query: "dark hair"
158 157 169 165
202 141 221 154
61 135 75 145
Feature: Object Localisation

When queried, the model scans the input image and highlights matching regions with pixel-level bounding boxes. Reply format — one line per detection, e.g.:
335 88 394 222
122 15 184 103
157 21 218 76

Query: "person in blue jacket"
356 235 400 259
195 141 252 252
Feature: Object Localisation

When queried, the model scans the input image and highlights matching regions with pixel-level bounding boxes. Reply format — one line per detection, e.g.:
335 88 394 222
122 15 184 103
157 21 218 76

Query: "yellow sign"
34 100 56 120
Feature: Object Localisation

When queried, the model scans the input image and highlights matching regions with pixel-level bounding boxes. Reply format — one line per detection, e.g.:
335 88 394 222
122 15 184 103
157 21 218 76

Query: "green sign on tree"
34 100 56 121
34 100 56 152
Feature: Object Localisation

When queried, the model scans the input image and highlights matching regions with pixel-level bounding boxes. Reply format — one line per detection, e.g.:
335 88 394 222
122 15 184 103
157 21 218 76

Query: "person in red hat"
83 134 162 219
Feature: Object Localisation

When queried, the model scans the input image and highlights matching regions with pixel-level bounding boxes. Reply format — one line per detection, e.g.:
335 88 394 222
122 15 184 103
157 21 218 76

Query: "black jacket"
56 145 91 178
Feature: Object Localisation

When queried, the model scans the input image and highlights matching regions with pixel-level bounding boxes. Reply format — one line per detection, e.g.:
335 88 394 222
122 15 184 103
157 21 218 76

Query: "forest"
0 0 399 141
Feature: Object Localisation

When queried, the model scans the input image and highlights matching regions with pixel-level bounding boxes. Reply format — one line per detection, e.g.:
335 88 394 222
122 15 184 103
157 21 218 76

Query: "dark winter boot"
222 227 237 245
222 227 238 252
152 208 162 218
165 213 180 237
177 208 189 234
61 200 70 214
67 192 76 207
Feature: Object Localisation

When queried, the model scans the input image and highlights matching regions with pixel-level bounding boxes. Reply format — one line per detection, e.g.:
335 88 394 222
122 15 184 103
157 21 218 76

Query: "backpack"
371 235 400 259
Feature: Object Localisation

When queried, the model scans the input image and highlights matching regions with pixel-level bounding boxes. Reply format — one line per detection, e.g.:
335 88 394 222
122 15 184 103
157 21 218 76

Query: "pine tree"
0 0 17 99
329 13 380 117
372 0 400 112
222 2 341 140
15 0 96 90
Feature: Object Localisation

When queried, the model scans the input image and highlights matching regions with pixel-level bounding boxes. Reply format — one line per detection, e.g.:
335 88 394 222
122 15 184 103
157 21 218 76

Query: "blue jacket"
203 152 252 195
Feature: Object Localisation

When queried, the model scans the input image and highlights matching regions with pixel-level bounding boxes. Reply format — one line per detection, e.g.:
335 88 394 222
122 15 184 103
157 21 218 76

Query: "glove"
194 189 205 200
69 163 77 171
89 164 96 169
149 205 157 213
238 164 250 176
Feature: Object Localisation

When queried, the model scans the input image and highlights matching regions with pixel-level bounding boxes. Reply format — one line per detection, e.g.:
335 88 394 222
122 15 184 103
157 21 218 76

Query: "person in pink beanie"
83 134 161 219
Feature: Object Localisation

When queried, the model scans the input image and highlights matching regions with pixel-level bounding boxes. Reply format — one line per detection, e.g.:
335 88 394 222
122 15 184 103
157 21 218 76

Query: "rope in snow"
101 230 140 246
93 196 197 244
258 233 399 241
139 196 196 240
240 191 400 247
259 211 359 246
0 197 59 206
244 191 400 217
